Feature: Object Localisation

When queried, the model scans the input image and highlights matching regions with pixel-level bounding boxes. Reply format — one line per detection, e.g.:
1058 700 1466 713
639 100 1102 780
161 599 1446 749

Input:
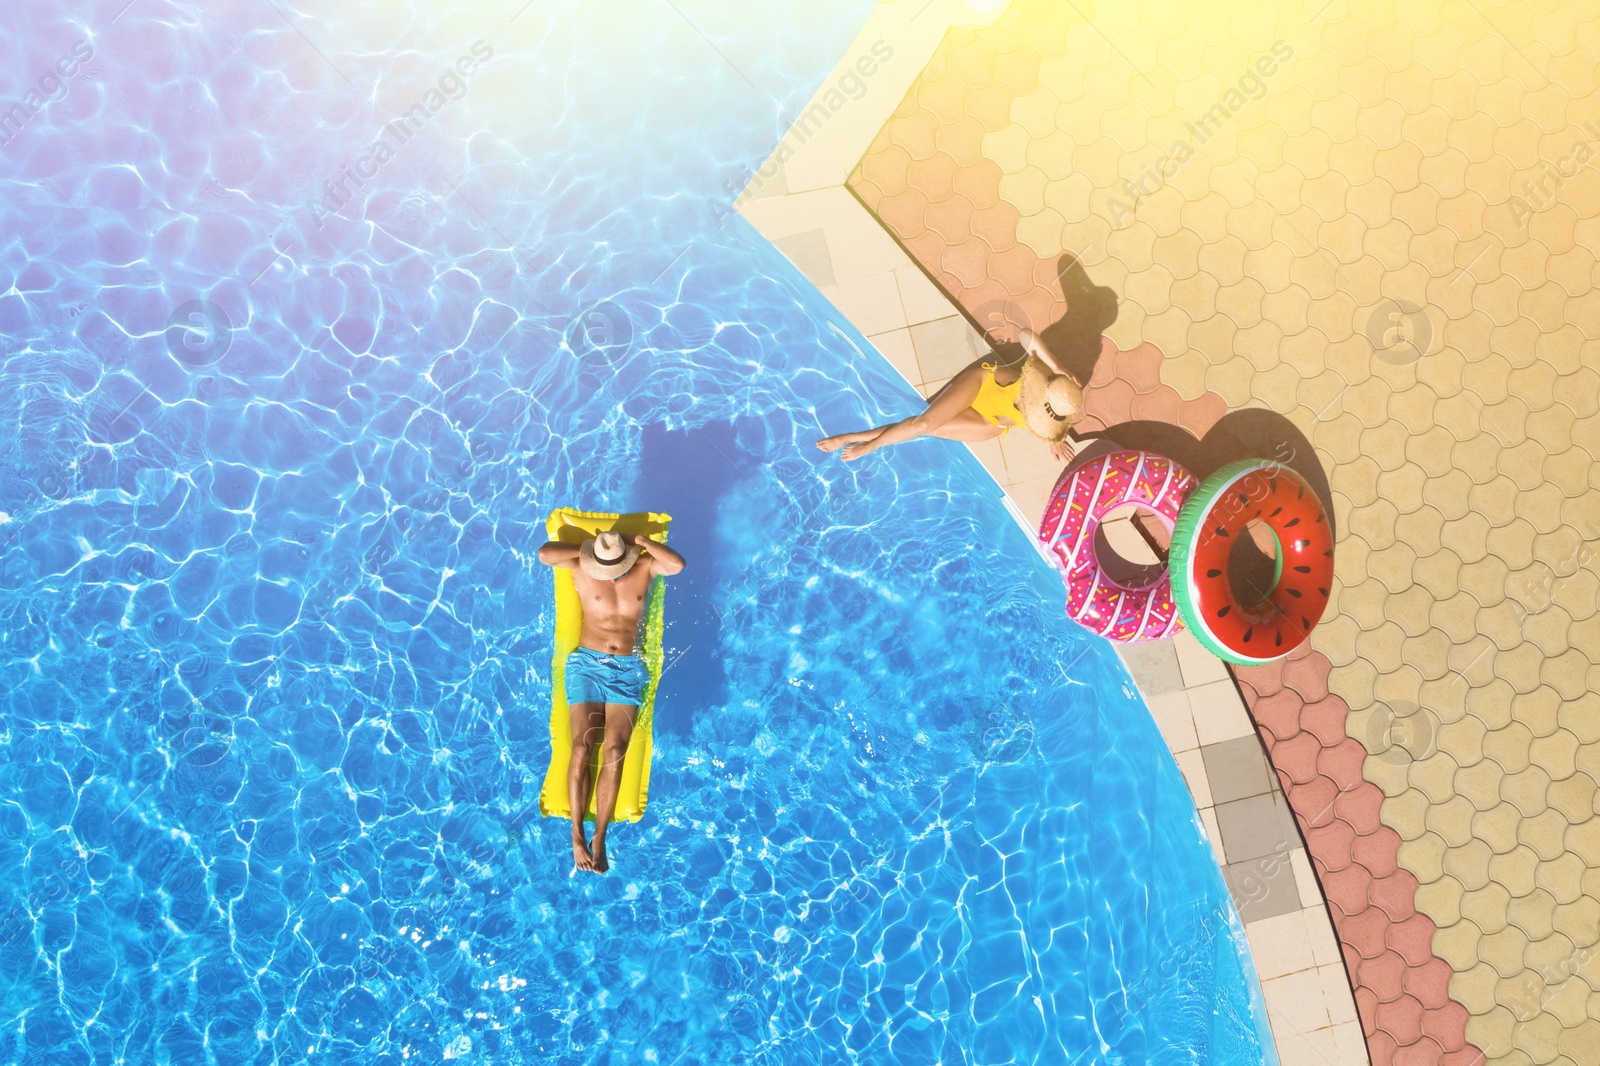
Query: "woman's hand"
1019 326 1068 377
1050 439 1076 463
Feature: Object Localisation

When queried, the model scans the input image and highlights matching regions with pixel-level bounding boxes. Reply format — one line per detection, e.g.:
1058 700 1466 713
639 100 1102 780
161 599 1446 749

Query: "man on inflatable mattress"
538 527 686 873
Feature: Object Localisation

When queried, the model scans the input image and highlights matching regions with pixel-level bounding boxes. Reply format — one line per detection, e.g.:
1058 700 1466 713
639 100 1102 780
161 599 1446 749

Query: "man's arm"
537 541 581 568
628 532 685 576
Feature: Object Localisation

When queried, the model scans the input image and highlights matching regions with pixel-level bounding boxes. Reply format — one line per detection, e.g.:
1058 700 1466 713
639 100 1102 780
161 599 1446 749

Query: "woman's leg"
826 367 992 461
818 363 991 458
927 408 1006 441
817 427 884 452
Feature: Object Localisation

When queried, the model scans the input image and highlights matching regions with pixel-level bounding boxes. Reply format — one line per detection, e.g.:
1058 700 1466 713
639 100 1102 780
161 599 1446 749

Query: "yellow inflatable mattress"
538 508 670 823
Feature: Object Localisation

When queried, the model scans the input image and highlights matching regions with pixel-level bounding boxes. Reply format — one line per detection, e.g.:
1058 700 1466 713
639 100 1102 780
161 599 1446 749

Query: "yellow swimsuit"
970 362 1023 434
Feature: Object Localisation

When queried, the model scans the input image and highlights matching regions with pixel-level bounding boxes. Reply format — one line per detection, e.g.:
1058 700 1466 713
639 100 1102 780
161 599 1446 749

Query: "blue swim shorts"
564 647 649 707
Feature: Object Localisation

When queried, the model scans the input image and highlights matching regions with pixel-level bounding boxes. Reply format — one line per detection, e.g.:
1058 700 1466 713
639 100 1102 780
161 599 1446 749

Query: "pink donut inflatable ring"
1037 449 1198 642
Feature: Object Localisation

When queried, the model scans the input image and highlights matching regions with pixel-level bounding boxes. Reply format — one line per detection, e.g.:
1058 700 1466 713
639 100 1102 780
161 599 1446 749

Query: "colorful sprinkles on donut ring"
1037 449 1197 643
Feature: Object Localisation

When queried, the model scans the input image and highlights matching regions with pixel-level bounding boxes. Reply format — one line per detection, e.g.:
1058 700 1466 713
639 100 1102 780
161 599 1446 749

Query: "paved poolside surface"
752 1 1600 1064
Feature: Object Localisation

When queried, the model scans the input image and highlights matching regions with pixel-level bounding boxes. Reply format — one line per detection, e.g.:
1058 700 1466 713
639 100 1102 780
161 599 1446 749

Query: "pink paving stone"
1282 647 1333 701
878 188 933 239
1121 344 1165 393
1176 391 1226 439
1088 341 1123 387
1128 386 1184 426
1376 993 1427 1047
1269 728 1324 785
1250 688 1307 742
1391 915 1445 970
1360 950 1411 1003
969 203 1018 250
1301 696 1351 747
1318 738 1371 790
989 242 1044 297
1310 817 1360 875
906 151 961 201
1288 775 1341 828
1268 762 1298 800
942 239 996 291
952 156 1004 211
1393 1036 1447 1066
1342 902 1393 960
1012 291 1057 342
1441 1047 1489 1066
1422 999 1471 1050
1362 998 1391 1045
961 278 1014 321
1030 254 1060 292
1233 659 1286 700
1355 825 1404 879
923 193 976 245
1337 782 1389 831
1369 870 1421 922
903 232 950 277
1085 377 1136 428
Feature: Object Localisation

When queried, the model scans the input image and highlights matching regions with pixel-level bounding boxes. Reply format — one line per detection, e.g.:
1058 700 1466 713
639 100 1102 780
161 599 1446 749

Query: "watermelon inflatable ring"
1168 459 1335 665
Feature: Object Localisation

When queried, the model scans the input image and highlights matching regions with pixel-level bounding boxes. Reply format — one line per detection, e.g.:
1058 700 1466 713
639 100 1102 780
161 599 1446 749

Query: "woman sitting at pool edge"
817 327 1085 462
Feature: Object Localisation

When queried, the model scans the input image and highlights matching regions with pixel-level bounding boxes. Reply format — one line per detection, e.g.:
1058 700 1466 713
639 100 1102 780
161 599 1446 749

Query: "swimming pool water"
0 2 1276 1062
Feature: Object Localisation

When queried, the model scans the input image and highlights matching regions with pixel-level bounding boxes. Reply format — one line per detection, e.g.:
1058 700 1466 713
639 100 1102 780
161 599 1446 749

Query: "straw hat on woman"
817 327 1085 462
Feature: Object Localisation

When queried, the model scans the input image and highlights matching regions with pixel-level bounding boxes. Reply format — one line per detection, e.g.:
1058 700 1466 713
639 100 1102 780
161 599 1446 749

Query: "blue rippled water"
0 2 1274 1063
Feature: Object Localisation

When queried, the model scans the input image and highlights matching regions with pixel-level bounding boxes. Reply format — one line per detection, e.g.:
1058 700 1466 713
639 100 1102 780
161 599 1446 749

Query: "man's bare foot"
817 430 876 453
590 835 609 874
572 834 594 872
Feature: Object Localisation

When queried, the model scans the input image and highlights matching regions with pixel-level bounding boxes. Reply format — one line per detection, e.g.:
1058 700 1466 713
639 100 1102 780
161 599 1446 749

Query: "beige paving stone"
1412 750 1464 806
1477 926 1531 979
1484 722 1537 776
1472 806 1523 857
1501 765 1553 818
1456 962 1501 1016
1446 845 1491 902
1387 585 1435 638
1417 874 1466 927
1434 919 1487 972
1510 688 1562 741
1507 889 1559 942
1556 696 1600 747
1462 882 1515 935
1399 831 1448 883
1458 759 1510 814
1487 846 1541 901
1413 547 1465 601
1519 810 1572 864
1551 895 1600 947
1543 975 1594 1031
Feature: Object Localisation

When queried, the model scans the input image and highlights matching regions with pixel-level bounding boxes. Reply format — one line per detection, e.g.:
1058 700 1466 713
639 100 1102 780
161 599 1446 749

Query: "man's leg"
588 702 637 874
567 702 604 870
